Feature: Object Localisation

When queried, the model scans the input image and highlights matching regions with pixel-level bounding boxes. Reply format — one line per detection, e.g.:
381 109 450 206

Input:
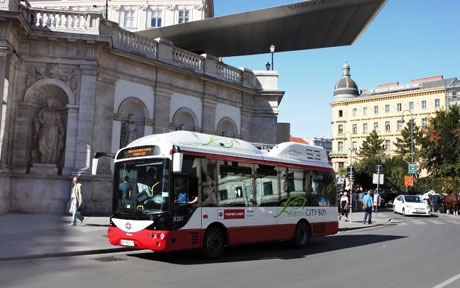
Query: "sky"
213 0 460 140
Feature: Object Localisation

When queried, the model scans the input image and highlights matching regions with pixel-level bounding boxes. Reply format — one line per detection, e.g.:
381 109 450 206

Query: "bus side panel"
310 221 339 237
225 224 295 245
275 206 339 237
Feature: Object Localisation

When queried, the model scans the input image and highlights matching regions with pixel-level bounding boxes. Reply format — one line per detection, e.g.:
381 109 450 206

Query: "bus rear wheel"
201 226 224 259
293 222 310 248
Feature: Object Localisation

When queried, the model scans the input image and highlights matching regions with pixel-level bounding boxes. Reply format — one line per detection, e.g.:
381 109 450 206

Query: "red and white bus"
104 131 338 259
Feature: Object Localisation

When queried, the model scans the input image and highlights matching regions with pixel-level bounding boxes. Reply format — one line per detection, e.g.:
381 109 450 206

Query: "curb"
0 247 137 262
339 217 392 231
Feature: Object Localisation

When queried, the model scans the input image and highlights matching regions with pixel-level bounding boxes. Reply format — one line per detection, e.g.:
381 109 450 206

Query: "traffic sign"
408 163 417 175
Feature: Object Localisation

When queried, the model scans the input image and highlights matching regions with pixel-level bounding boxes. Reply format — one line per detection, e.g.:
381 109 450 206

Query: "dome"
333 62 359 101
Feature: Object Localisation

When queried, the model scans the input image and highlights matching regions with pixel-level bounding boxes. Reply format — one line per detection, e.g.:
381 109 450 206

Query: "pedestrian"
340 191 349 221
69 176 84 226
362 189 374 224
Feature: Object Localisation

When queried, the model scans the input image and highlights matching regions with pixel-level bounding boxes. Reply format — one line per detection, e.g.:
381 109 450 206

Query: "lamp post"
269 44 275 70
401 110 415 189
265 62 271 71
343 132 353 222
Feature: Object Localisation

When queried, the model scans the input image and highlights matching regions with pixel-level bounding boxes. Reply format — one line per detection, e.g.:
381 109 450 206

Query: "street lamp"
269 44 275 70
343 132 353 222
401 110 415 188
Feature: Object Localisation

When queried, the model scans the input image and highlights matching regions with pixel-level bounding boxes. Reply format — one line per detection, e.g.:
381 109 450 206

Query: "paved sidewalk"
0 211 390 261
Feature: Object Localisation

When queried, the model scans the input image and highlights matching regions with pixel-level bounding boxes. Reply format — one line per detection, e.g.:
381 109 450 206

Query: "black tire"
201 226 224 259
293 222 310 248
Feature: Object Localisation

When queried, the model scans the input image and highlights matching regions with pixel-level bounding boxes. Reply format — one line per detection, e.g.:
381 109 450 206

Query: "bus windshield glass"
114 158 169 214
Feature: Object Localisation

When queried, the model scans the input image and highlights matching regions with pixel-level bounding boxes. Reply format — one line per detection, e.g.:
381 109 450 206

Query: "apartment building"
330 62 458 172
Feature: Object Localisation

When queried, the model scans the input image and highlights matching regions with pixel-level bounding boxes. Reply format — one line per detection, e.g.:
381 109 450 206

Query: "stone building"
330 62 458 173
28 0 214 31
0 1 283 214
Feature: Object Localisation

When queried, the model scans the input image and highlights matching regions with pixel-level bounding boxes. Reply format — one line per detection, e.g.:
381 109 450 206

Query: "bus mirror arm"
92 152 115 176
94 152 115 159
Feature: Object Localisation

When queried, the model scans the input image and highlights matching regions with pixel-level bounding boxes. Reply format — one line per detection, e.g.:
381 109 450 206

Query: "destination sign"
118 146 154 159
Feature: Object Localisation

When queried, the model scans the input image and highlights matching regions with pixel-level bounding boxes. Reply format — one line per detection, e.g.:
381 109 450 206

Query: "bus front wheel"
293 222 310 248
201 226 224 259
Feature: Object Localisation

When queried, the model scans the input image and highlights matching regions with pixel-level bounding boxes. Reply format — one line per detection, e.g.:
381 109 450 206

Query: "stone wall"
0 6 285 215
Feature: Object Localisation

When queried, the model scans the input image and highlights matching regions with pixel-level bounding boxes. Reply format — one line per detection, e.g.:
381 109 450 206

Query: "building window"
339 110 343 117
409 102 414 110
385 121 390 131
363 107 367 115
352 141 357 152
422 100 427 109
150 9 162 27
338 124 343 135
363 123 368 133
397 103 402 112
374 122 379 132
385 140 391 151
435 99 440 108
178 9 190 23
397 120 403 130
338 141 344 153
374 106 379 114
385 104 390 113
338 162 344 170
422 118 428 128
395 139 402 151
352 108 357 116
123 9 136 28
352 124 357 134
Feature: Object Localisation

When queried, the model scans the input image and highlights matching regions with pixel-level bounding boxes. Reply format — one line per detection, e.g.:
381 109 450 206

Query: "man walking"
69 176 84 226
362 189 374 224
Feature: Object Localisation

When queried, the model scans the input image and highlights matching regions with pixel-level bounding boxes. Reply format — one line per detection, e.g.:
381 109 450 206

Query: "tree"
356 130 385 160
421 105 460 178
393 121 423 165
354 130 387 190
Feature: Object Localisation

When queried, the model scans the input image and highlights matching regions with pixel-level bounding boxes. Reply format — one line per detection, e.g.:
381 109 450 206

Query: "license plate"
120 239 135 247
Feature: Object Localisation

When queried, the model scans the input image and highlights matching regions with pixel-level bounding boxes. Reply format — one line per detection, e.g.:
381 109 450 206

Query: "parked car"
393 194 431 216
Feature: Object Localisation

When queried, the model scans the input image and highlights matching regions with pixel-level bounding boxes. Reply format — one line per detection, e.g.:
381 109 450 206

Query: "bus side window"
201 159 217 207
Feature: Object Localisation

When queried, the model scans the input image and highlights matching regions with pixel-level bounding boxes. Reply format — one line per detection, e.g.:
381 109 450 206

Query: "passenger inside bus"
119 175 134 208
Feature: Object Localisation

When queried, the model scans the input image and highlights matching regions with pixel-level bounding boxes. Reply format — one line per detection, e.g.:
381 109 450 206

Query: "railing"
118 30 157 60
217 62 242 83
15 5 275 90
20 7 101 35
172 48 203 71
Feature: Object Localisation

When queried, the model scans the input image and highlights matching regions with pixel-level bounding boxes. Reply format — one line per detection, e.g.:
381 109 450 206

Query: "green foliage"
356 130 385 160
421 105 460 178
346 106 460 193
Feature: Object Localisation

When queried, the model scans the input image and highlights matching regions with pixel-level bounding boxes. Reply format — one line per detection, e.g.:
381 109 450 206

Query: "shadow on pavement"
130 233 406 265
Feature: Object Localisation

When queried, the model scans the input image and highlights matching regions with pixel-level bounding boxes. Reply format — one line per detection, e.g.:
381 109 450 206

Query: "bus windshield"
114 158 170 214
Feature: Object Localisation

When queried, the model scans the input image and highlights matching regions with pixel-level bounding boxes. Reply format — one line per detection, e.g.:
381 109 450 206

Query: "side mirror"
172 152 183 173
92 158 99 175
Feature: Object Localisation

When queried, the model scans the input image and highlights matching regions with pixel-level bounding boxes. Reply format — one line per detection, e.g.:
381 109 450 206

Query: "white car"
393 195 431 216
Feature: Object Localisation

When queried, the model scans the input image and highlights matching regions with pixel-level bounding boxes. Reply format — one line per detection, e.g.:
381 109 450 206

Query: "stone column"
202 98 217 135
153 87 172 134
0 49 8 170
62 104 79 175
92 72 117 176
72 66 98 175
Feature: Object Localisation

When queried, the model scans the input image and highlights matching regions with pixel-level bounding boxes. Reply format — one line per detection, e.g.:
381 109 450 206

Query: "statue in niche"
121 113 137 147
32 99 65 164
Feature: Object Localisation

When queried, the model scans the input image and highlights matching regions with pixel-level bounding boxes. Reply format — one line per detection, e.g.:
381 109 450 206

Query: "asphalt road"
1 209 459 288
